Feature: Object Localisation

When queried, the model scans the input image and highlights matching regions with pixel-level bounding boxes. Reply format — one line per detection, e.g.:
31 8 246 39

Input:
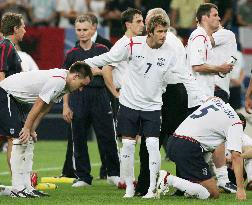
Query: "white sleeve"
162 54 177 89
242 134 252 147
213 29 236 47
85 38 129 68
39 78 66 104
226 124 243 153
188 37 207 66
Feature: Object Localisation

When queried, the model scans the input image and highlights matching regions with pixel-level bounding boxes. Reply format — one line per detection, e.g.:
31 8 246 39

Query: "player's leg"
166 135 217 199
116 104 139 198
141 110 161 198
245 158 252 190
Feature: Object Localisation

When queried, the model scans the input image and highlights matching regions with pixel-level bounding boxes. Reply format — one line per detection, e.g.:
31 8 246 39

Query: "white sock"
146 137 161 192
23 141 34 191
216 166 229 186
121 139 135 190
245 159 252 182
11 139 27 191
168 175 210 199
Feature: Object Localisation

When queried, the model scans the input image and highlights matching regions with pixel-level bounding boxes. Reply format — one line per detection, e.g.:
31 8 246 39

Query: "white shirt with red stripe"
175 97 243 153
212 28 238 95
165 32 207 108
0 68 68 104
187 26 215 97
85 35 177 111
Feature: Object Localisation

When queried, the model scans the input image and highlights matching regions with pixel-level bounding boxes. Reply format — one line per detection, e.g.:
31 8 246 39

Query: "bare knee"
200 177 219 199
209 189 219 199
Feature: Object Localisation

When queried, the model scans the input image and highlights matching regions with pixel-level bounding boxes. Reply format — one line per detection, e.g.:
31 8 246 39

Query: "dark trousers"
135 83 189 193
61 88 120 184
214 85 229 103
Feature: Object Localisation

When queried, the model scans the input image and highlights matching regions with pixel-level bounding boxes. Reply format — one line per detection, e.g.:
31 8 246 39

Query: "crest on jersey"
10 128 15 135
157 58 165 66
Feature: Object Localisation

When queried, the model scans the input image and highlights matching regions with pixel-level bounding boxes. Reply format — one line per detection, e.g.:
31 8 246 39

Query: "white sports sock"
146 137 161 192
245 159 252 182
121 139 135 191
168 175 210 199
23 141 34 191
216 166 229 186
11 139 27 190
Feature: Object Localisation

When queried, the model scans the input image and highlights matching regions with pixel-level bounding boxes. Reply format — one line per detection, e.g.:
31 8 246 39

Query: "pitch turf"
0 140 251 205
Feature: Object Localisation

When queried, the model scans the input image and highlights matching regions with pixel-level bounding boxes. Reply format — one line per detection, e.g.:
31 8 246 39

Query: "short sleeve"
39 77 66 104
226 124 243 153
188 36 207 66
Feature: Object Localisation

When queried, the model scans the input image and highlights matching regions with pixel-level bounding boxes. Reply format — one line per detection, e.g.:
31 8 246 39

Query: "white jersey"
85 35 177 111
175 97 243 153
0 68 69 104
187 26 215 97
242 134 252 147
17 51 39 72
165 32 207 108
213 29 237 94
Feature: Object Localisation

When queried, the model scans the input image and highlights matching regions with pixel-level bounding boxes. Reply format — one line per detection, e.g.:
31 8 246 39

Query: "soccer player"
187 3 236 193
134 8 206 196
0 61 92 197
0 12 26 177
62 15 120 187
84 15 177 198
157 97 246 200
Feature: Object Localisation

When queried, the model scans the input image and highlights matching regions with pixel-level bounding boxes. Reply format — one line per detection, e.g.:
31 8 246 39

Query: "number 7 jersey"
175 97 243 153
85 35 177 111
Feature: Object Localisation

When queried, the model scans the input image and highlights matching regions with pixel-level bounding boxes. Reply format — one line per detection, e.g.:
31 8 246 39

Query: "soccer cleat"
142 190 159 199
123 188 135 198
246 181 252 191
218 182 237 193
0 185 11 196
31 189 50 197
10 188 39 198
107 176 120 186
156 170 170 196
72 179 90 187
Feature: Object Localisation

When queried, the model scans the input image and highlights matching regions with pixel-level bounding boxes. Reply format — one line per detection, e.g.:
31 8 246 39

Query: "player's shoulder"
93 43 109 52
189 27 207 42
66 47 80 55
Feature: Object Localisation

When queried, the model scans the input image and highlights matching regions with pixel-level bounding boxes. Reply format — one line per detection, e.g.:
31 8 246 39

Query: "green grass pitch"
0 140 251 205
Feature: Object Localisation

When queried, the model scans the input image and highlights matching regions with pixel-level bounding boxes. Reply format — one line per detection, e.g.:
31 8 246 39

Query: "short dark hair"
147 15 168 34
75 15 92 25
196 3 218 23
85 12 98 25
69 61 93 81
121 8 142 32
237 113 247 131
1 12 23 36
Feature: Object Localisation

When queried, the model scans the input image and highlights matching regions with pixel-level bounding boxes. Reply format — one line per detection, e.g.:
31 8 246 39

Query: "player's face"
75 21 93 42
206 8 220 31
129 14 144 36
150 25 167 48
15 19 26 42
69 74 91 92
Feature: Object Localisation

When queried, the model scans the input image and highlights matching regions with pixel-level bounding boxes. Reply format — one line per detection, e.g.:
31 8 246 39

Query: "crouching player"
0 62 92 197
157 97 246 200
226 114 252 191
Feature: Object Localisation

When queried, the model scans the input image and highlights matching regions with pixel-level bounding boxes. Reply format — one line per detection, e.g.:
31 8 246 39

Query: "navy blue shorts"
116 104 161 138
0 87 29 138
167 135 212 182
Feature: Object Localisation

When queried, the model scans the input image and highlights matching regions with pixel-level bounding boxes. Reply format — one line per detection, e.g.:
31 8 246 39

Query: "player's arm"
0 71 5 81
19 97 53 143
62 93 73 123
231 151 246 200
85 38 129 68
245 76 252 114
102 65 119 98
192 63 233 74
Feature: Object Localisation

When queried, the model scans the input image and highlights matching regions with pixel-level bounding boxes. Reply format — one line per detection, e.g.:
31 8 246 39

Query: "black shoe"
219 182 237 193
32 189 50 197
172 189 185 196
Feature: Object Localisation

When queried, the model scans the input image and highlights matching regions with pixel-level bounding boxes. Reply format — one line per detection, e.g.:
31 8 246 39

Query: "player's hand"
19 127 31 144
219 63 234 74
245 97 252 114
31 131 38 143
236 187 246 200
63 104 73 123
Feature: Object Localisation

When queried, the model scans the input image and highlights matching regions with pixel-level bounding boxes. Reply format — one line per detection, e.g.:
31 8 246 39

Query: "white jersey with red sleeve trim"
0 68 68 104
187 26 215 97
212 28 237 94
85 35 177 111
175 97 243 152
